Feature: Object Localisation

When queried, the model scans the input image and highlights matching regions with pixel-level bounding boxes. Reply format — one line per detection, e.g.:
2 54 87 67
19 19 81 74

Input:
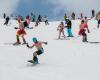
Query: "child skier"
57 22 66 39
14 17 27 45
78 20 89 42
27 37 47 64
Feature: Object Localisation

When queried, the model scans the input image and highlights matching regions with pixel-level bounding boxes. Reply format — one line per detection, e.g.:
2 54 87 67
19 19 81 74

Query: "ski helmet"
32 37 38 43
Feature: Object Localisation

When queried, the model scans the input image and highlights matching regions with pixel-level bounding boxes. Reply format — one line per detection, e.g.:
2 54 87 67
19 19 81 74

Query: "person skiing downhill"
57 22 66 39
14 17 27 45
78 20 89 42
83 17 90 33
27 37 47 64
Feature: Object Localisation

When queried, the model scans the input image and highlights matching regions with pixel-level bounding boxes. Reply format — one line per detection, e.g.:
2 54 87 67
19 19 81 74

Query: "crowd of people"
2 10 100 64
60 10 100 42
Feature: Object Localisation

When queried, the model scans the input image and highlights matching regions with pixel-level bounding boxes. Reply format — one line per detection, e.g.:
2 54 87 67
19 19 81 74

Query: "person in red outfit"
14 17 27 45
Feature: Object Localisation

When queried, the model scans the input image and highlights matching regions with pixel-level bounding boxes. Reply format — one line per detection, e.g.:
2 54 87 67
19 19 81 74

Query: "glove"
45 42 47 45
26 43 29 47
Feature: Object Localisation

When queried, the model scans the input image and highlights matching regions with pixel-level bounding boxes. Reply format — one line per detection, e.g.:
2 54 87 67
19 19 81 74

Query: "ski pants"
67 28 73 36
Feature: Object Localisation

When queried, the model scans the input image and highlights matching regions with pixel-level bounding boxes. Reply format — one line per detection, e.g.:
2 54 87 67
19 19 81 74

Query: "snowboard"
14 27 33 29
27 60 39 64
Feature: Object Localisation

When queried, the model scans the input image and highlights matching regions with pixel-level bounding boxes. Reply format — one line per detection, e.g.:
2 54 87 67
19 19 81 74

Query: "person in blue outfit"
65 19 74 37
27 37 47 64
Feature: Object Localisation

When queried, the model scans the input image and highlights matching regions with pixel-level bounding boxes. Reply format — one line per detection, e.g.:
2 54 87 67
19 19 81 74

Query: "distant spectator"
96 12 100 28
37 15 42 22
71 12 75 20
31 13 35 22
3 13 6 19
4 16 10 25
43 16 49 25
91 9 95 18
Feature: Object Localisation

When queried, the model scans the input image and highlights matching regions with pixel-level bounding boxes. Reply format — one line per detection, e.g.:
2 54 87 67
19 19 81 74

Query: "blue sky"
0 0 100 20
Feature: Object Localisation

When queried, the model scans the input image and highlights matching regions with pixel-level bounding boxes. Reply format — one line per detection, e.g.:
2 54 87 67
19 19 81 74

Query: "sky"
0 0 100 20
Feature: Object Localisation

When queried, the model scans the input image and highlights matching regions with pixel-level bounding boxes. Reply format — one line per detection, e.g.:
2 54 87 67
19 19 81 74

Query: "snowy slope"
0 19 100 80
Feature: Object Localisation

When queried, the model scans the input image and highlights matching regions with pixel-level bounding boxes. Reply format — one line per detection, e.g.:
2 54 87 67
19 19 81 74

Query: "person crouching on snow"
57 22 66 39
27 37 47 64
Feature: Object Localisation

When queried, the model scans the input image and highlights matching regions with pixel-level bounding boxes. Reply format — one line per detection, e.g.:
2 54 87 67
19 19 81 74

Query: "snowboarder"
14 18 27 45
57 22 66 39
78 20 89 42
65 19 73 37
27 37 47 64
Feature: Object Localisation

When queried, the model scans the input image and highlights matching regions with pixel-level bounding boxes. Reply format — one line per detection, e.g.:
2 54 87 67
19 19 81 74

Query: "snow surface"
0 19 100 80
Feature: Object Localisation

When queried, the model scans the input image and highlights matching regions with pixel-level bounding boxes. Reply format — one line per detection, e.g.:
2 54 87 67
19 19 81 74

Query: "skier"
83 17 90 33
65 19 74 37
57 22 66 39
78 20 88 42
96 12 100 28
27 37 47 64
14 18 27 45
4 16 10 25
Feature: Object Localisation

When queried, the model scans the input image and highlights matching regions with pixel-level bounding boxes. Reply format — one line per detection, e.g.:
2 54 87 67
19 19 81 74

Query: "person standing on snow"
4 16 10 25
71 12 75 20
78 20 89 42
65 19 74 37
91 9 95 18
83 17 90 33
14 17 27 45
43 16 49 25
57 22 66 39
